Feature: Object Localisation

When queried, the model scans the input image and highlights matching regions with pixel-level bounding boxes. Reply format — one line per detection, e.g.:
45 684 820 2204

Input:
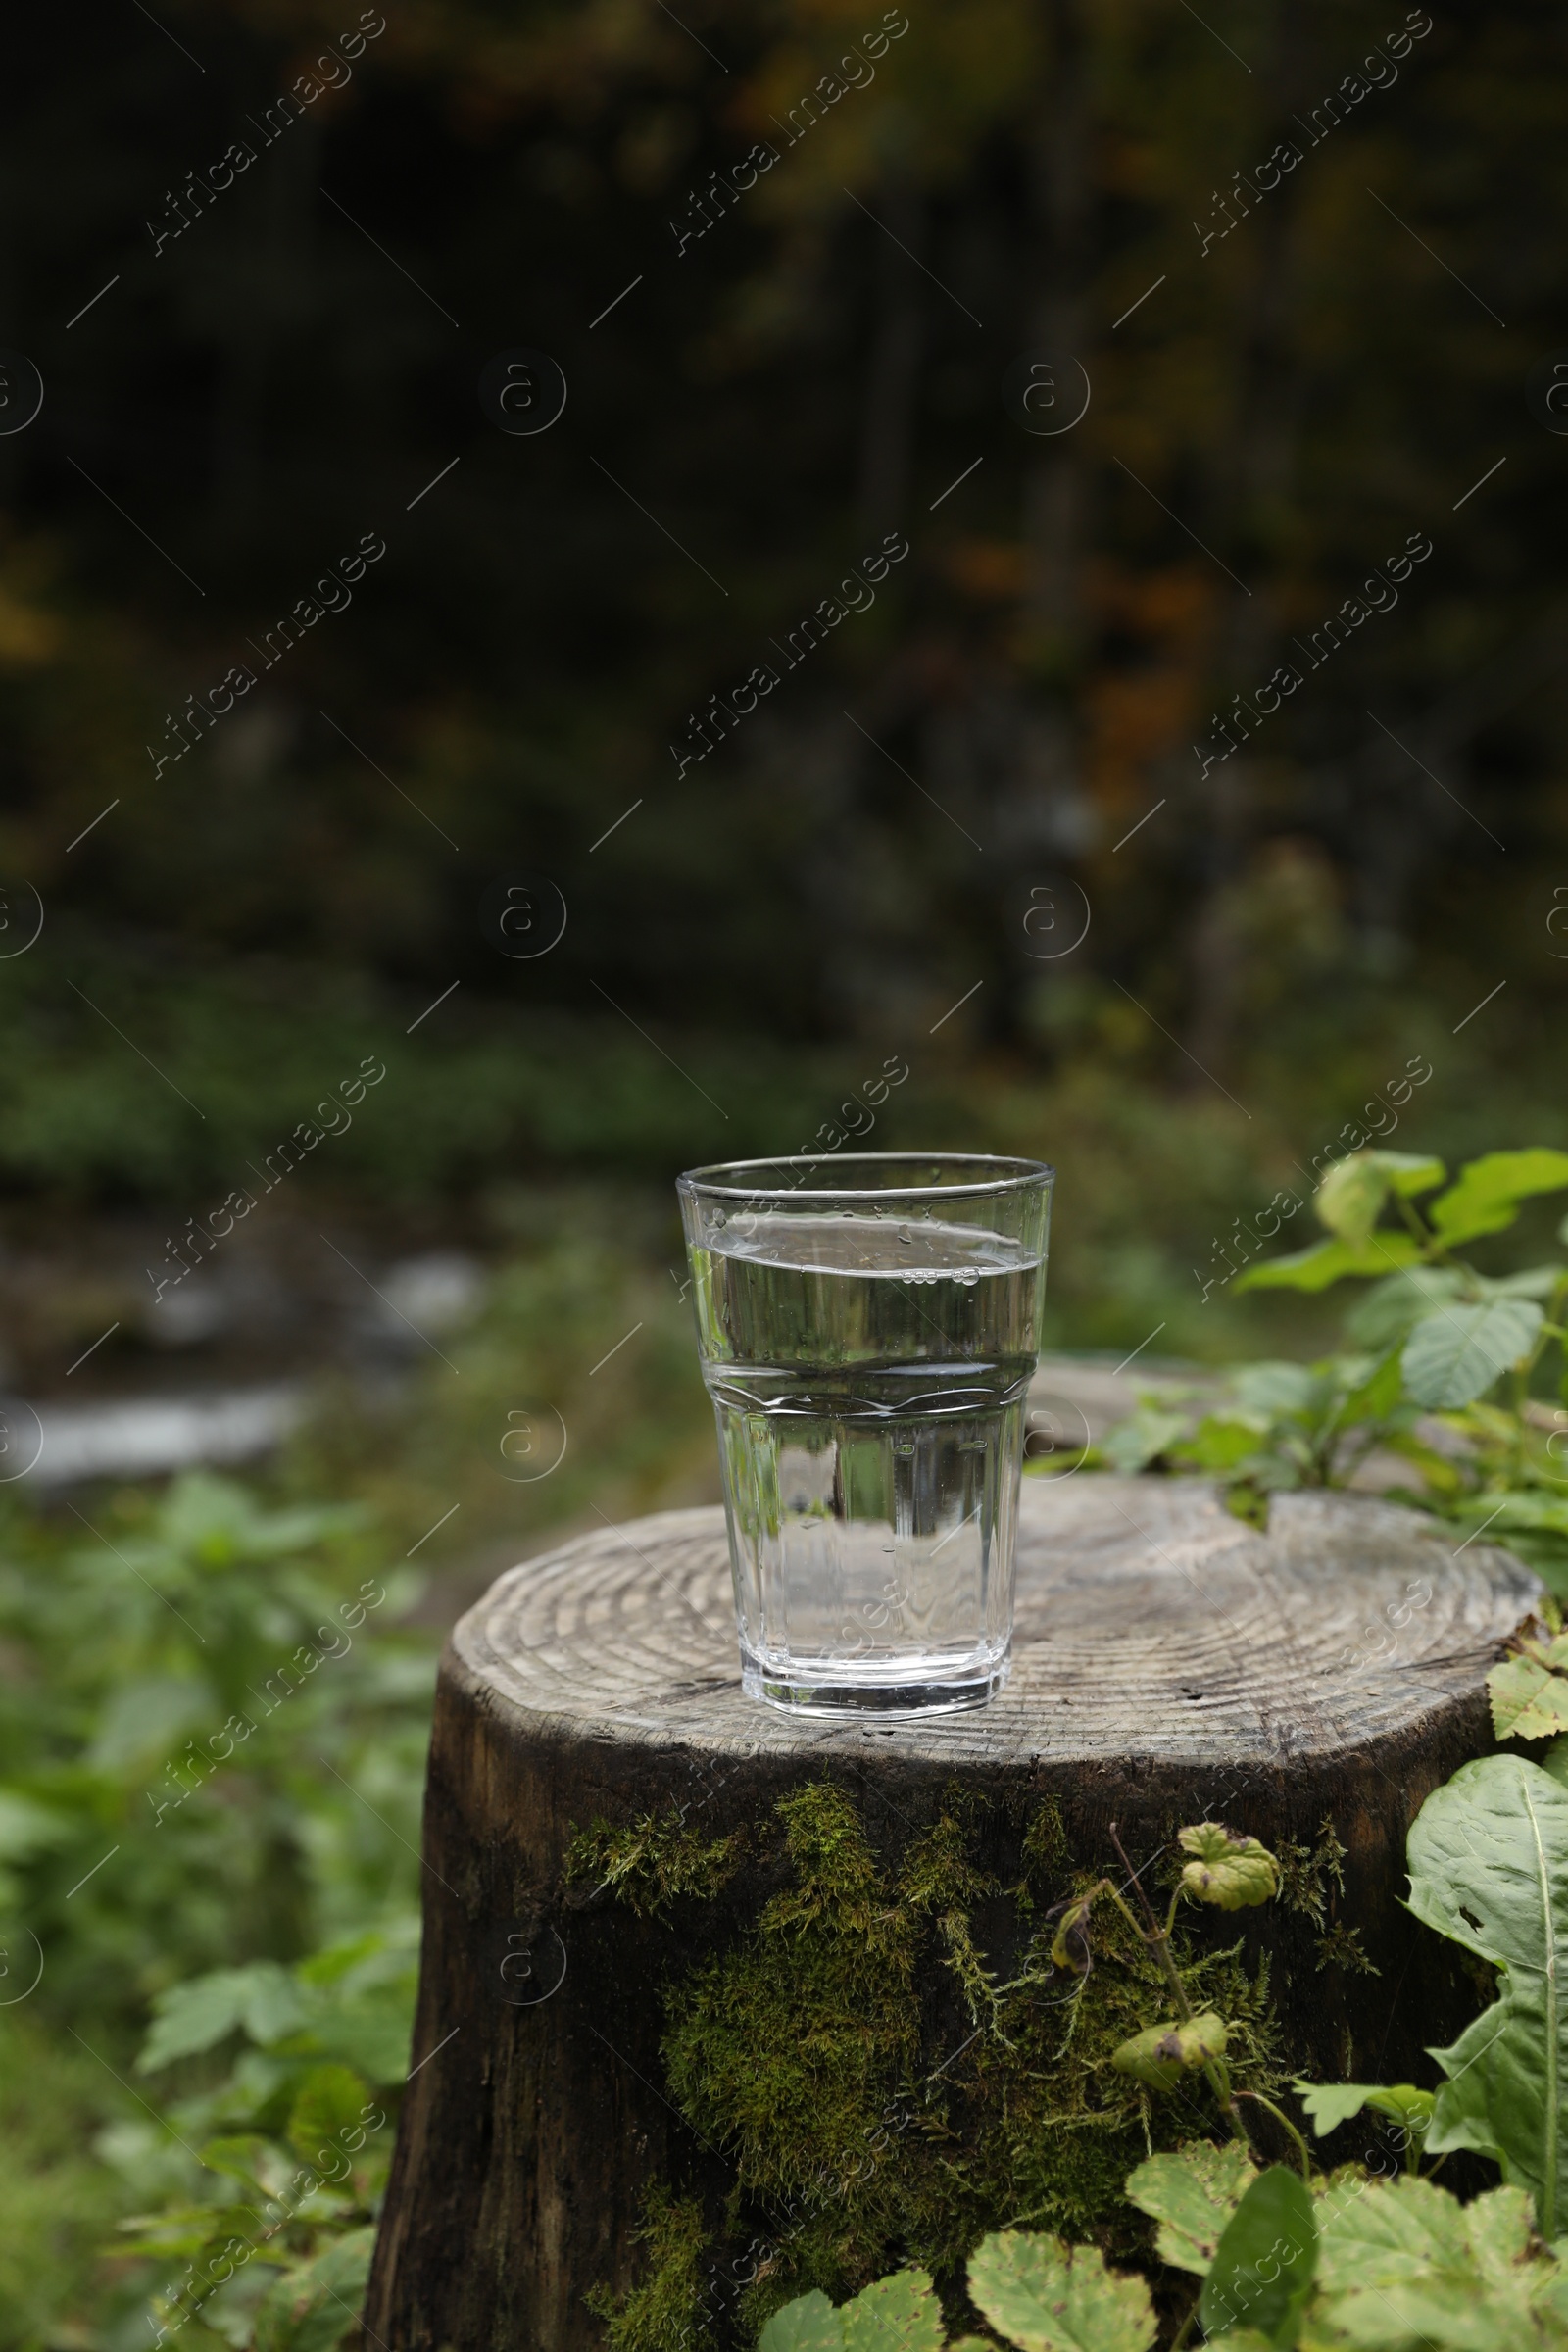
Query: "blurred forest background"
1 0 1566 2342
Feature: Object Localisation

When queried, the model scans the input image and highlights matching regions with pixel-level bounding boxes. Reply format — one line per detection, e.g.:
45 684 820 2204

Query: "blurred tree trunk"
1022 0 1092 649
1183 1 1309 1084
856 175 924 538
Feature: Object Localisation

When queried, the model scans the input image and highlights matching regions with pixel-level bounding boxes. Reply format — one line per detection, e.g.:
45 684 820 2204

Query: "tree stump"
367 1474 1537 2352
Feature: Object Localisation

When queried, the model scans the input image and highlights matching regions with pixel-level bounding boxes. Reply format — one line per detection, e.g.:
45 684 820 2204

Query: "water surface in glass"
679 1157 1052 1714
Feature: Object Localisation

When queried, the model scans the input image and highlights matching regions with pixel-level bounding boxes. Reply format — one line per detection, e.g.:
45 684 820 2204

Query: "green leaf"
1235 1235 1420 1294
1111 2012 1228 2092
1124 2140 1257 2274
1179 1824 1280 1909
1292 2081 1434 2138
966 2231 1156 2352
285 2064 374 2168
138 1961 306 2073
251 2227 375 2352
1199 2167 1316 2346
1316 1152 1446 1248
1051 1894 1095 1974
1293 2082 1377 2136
1314 2176 1543 2348
1430 1150 1568 1247
760 2292 843 2352
1102 1406 1188 1475
1228 1362 1323 1416
839 2268 944 2352
1407 1753 1568 2235
0 1788 74 1861
197 2133 276 2192
1175 1417 1268 1474
1479 1264 1568 1299
1401 1299 1543 1408
1346 1266 1468 1350
1490 1654 1568 1742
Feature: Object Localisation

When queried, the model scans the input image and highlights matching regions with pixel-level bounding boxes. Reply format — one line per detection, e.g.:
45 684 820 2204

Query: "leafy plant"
753 1747 1568 2351
1103 1147 1568 1574
1406 1752 1568 2235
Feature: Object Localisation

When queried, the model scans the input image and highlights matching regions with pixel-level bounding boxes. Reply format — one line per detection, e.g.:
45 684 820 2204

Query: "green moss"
583 1781 1288 2345
585 2184 711 2352
1314 1923 1380 1978
1020 1797 1068 1885
1277 1817 1348 1932
564 1807 746 1919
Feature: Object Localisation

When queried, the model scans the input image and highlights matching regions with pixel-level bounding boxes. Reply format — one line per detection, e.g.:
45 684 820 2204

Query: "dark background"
0 0 1562 1335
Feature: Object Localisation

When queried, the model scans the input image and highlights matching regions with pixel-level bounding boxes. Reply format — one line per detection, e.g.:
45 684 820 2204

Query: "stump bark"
367 1473 1538 2352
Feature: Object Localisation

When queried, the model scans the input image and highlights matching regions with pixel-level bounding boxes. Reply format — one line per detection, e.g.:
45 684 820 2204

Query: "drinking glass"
676 1153 1054 1715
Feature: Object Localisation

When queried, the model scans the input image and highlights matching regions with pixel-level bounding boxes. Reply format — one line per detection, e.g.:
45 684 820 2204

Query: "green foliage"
1237 1145 1568 1412
1122 2139 1255 2274
0 1470 432 2024
1312 2177 1561 2349
581 1786 1286 2328
1491 1629 1568 1742
1429 1154 1568 1249
603 1744 1568 2350
1110 2011 1228 2093
1292 2081 1434 2141
1114 1144 1568 1575
759 2289 842 2352
249 2227 376 2352
1402 1299 1545 1411
1179 1826 1281 1910
966 2230 1155 2352
1407 1754 1568 2236
0 1469 435 2349
1199 2167 1317 2346
1315 1153 1446 1250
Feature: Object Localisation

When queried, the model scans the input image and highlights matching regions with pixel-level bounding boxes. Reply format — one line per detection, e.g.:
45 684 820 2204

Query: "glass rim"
676 1151 1054 1202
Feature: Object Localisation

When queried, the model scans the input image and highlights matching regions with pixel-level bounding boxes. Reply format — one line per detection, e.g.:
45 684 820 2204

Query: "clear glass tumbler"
676 1153 1054 1716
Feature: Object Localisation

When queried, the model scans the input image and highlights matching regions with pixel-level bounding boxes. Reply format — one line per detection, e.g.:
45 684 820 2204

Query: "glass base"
740 1647 1010 1718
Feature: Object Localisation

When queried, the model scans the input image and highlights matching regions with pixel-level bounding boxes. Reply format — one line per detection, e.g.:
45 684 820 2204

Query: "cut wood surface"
367 1474 1539 2352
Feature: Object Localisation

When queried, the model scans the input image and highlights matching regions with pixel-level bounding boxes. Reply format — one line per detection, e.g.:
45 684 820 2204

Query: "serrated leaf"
839 2268 944 2352
1314 2177 1543 2349
1430 1150 1568 1247
1347 1267 1468 1351
138 1962 306 2073
760 2291 842 2352
1490 1655 1568 1742
1401 1300 1543 1409
967 2231 1155 2352
1317 1153 1446 1249
1180 1824 1280 1909
1236 1235 1420 1293
1408 1754 1568 2235
1124 2140 1256 2274
1200 2167 1316 2346
251 2227 375 2352
1111 2012 1227 2092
